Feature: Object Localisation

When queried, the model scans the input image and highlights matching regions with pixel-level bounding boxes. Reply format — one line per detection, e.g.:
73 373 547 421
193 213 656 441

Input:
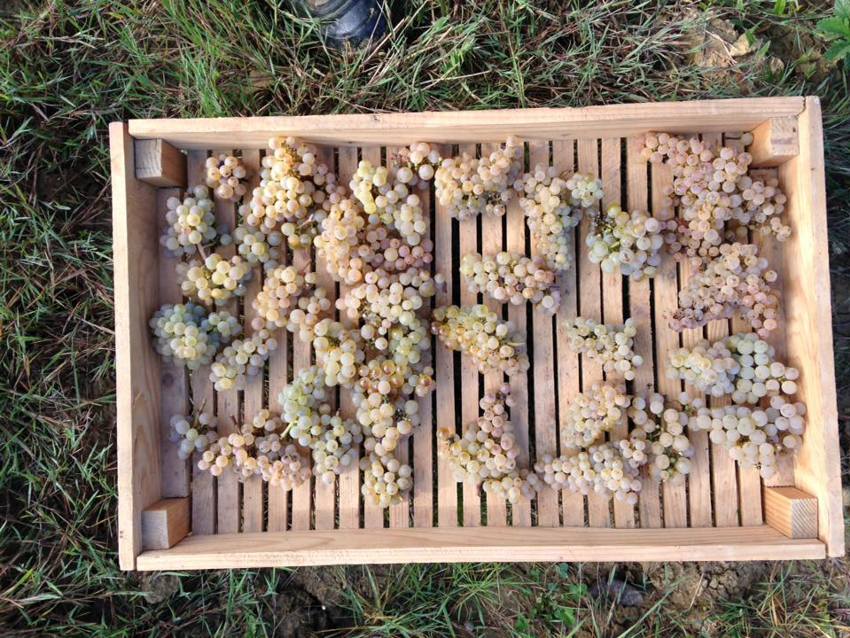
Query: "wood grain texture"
748 117 799 167
240 149 265 534
458 143 481 528
142 498 190 550
212 149 241 536
433 144 458 528
764 486 818 539
136 525 824 570
529 140 560 528
110 122 162 570
129 98 805 149
553 140 584 527
135 138 187 187
577 138 610 529
336 146 361 530
157 186 190 498
625 137 662 530
779 97 844 557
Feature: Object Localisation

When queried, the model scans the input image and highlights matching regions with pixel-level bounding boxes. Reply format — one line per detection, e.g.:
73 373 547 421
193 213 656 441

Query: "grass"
1 0 849 635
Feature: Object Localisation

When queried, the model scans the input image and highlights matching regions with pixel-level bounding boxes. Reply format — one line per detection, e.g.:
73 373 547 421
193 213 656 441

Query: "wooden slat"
336 146 361 530
644 147 688 529
624 137 662 530
553 140 583 527
212 149 241 535
413 159 434 529
142 498 190 550
479 143 508 527
186 151 216 537
313 144 337 531
458 143 481 528
577 139 610 529
433 144 458 528
157 186 190 498
240 149 264 533
290 217 313 532
136 525 825 570
748 117 799 167
361 146 385 530
701 133 740 529
386 147 412 530
109 122 162 569
129 98 805 149
529 141 560 528
267 148 289 532
135 138 186 187
601 138 634 529
505 146 533 528
725 134 763 526
779 97 843 557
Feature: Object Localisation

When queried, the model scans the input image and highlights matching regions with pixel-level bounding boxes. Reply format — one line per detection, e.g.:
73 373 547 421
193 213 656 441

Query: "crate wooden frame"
111 96 842 571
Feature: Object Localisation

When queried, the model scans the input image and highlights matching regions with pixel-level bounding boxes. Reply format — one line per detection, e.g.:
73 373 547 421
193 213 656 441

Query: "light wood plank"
479 142 508 527
779 97 844 557
361 146 385 530
601 138 635 529
136 525 824 570
142 498 190 550
505 145 533 528
413 156 434 529
157 186 190 498
764 486 818 539
313 144 337 531
212 148 241 535
529 140 560 528
748 117 799 167
433 144 458 528
336 146 361 530
553 140 583 527
624 137 662 530
459 143 481 528
186 151 216 537
240 149 264 534
577 139 611 528
135 138 186 187
129 97 805 149
725 134 763 526
110 122 162 569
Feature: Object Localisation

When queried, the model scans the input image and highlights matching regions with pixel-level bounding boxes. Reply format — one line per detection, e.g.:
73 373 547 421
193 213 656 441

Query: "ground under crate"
158 134 794 535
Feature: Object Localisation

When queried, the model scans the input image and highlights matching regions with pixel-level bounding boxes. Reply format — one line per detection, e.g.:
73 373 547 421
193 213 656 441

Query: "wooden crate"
111 97 842 570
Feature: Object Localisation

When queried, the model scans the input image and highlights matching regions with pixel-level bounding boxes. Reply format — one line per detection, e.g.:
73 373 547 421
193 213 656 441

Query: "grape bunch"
311 318 366 388
686 395 805 479
534 444 643 505
437 386 537 504
177 253 252 306
149 303 240 370
243 136 345 250
210 327 278 391
627 393 694 484
514 167 599 271
395 142 441 184
169 412 217 460
431 304 530 377
460 251 560 314
160 186 219 256
560 383 631 450
360 450 413 509
642 132 790 259
252 266 317 330
279 366 363 484
670 242 779 337
232 224 282 267
435 137 523 219
586 204 669 280
205 153 249 201
562 317 643 381
668 332 800 403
